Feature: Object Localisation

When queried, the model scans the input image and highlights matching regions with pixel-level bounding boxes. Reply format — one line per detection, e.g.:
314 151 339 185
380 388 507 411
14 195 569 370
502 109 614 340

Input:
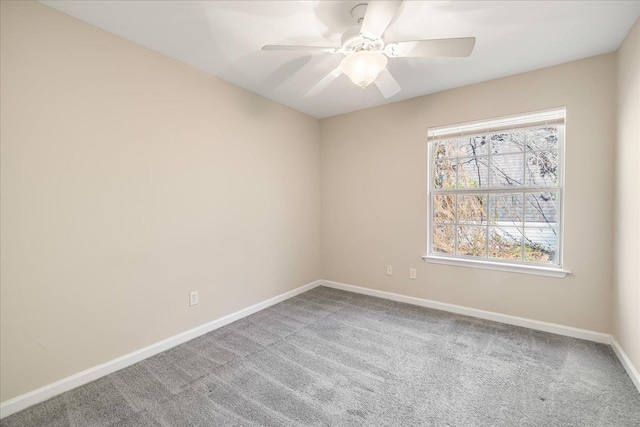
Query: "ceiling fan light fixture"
339 51 388 88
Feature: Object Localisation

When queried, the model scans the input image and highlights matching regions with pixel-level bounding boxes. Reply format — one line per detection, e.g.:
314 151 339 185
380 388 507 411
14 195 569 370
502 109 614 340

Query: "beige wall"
0 1 321 402
614 19 640 375
321 53 617 333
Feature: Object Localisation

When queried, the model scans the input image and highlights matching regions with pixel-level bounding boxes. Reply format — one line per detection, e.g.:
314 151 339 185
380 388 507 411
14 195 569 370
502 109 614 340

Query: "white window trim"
425 108 570 278
422 255 571 278
428 110 566 140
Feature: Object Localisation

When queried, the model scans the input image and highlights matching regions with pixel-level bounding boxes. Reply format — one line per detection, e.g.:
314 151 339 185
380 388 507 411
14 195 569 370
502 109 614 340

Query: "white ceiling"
40 1 639 119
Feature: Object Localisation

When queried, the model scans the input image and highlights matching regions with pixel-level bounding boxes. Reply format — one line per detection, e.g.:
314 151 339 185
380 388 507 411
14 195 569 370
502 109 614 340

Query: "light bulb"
339 51 388 88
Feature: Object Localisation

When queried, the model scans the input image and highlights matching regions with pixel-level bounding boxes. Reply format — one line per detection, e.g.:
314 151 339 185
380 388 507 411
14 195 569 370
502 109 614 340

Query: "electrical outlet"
409 268 417 279
189 291 199 306
386 265 393 276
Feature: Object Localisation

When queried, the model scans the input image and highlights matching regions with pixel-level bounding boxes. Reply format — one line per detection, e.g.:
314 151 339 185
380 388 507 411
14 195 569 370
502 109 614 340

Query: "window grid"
428 120 564 268
435 147 561 162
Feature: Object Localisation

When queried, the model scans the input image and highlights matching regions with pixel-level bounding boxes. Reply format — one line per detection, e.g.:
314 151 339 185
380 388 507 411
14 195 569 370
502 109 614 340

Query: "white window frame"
423 108 571 278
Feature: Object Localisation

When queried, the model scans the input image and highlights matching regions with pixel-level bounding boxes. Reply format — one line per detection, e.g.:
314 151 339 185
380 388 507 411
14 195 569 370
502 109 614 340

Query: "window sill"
422 255 571 278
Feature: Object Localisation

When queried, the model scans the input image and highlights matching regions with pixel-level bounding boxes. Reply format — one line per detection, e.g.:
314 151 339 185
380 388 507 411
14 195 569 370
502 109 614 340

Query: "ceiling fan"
262 1 476 98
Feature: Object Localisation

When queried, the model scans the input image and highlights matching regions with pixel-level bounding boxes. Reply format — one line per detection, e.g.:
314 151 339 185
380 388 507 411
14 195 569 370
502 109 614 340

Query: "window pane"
526 127 558 151
490 131 526 155
490 154 524 187
433 195 455 224
429 114 563 267
457 156 488 188
488 193 523 226
457 225 487 257
525 228 558 264
457 194 487 224
489 227 523 261
433 225 455 254
526 151 558 186
525 192 559 227
457 136 489 157
433 139 457 159
433 159 456 189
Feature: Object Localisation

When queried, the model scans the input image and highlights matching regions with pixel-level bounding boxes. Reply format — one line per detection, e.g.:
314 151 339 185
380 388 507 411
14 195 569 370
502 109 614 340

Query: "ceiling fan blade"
391 37 476 58
360 1 403 40
374 68 401 98
262 45 338 52
304 68 342 97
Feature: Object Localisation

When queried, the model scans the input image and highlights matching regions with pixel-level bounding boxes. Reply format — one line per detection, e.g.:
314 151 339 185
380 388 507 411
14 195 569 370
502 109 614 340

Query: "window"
425 108 568 277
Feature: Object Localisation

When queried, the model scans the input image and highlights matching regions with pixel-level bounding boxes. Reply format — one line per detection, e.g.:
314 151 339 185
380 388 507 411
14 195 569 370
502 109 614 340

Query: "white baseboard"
321 280 612 344
611 337 640 393
0 280 322 419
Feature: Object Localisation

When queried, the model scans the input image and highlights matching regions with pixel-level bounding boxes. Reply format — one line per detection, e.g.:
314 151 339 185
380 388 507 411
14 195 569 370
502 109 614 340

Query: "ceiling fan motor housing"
341 26 385 54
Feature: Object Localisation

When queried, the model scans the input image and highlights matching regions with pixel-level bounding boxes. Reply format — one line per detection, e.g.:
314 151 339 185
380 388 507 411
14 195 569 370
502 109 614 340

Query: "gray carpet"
2 286 639 426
